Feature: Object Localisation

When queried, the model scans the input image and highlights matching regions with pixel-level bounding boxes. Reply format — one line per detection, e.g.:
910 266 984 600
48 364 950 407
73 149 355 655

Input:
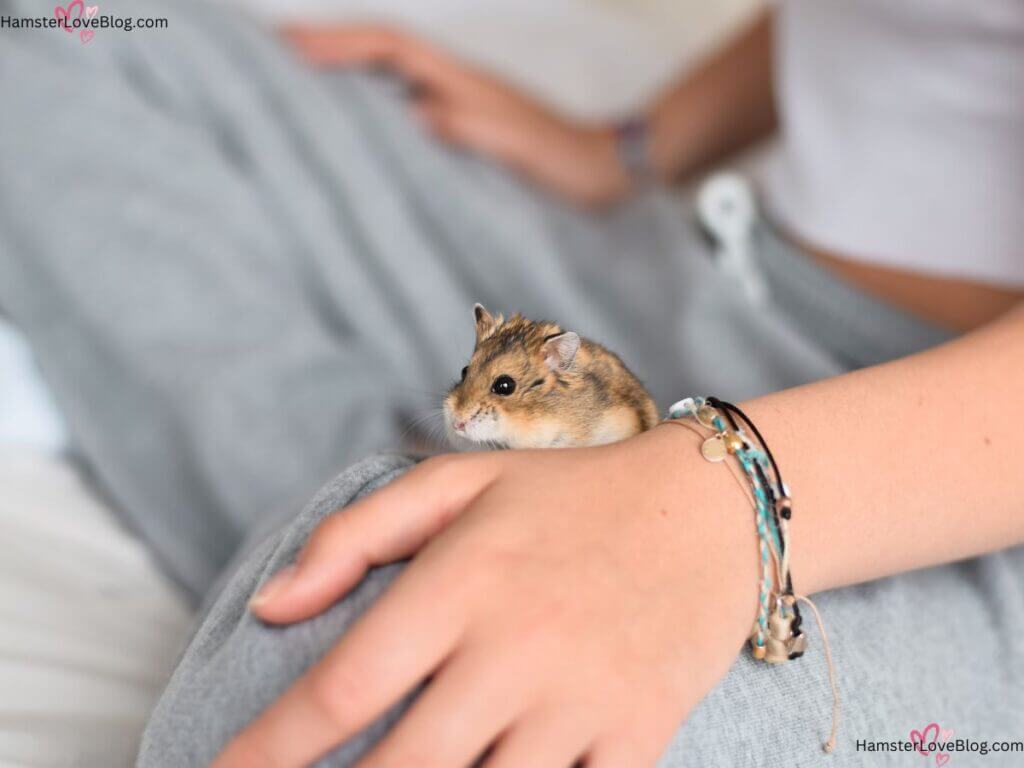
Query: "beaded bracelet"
663 396 840 753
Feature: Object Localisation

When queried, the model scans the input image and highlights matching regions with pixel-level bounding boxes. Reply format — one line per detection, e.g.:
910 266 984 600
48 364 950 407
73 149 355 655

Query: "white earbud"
697 173 767 305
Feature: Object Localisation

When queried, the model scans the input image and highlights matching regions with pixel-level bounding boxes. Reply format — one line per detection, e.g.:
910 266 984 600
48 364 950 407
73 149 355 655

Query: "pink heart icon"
85 5 98 19
80 29 93 44
940 728 955 740
54 0 84 33
936 753 950 767
910 723 940 756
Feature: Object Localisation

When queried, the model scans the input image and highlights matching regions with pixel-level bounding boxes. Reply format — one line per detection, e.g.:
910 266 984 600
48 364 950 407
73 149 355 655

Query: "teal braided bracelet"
664 396 840 753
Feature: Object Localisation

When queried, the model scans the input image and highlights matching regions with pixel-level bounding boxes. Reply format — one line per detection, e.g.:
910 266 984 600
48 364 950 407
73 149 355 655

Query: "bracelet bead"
724 431 745 454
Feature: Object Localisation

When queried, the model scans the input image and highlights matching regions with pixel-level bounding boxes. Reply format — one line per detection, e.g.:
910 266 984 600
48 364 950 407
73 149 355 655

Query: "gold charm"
701 434 728 462
765 607 795 664
723 431 745 454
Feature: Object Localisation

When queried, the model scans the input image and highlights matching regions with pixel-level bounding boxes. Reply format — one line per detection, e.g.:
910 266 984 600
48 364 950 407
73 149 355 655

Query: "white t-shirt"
764 0 1024 287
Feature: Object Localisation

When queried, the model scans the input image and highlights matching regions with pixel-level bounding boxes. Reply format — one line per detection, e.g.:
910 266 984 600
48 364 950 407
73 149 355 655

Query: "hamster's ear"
542 331 580 372
474 303 501 343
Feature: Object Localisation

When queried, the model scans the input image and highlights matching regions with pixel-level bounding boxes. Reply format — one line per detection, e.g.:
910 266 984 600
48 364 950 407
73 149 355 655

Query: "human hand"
281 24 631 206
213 425 757 767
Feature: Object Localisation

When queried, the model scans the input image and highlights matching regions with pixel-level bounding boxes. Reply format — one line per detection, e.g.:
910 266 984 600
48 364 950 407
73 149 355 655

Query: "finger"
353 646 525 768
415 97 464 143
586 691 691 768
480 706 593 768
215 553 468 768
280 24 404 66
411 103 515 166
252 453 497 623
280 24 475 93
585 721 676 768
584 736 659 768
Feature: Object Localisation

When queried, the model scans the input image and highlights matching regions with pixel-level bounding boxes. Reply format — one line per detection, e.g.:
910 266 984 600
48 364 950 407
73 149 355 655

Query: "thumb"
250 454 497 624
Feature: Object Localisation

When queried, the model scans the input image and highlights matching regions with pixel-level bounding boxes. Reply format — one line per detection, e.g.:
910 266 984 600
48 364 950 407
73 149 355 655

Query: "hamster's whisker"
407 408 444 427
398 407 447 445
394 383 454 399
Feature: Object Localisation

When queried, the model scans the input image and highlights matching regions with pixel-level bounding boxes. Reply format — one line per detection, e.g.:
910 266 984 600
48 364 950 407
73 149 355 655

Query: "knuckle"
381 29 415 56
419 452 459 473
368 745 441 768
306 663 369 729
594 732 649 767
613 716 665 764
217 738 280 768
301 514 348 559
417 454 471 492
365 24 399 42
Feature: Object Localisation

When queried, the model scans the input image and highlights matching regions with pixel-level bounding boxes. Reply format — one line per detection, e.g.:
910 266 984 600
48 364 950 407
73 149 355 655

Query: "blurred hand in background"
283 25 632 205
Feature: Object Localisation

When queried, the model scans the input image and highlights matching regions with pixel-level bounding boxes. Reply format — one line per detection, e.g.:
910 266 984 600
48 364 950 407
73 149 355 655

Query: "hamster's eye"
460 366 468 382
491 374 516 396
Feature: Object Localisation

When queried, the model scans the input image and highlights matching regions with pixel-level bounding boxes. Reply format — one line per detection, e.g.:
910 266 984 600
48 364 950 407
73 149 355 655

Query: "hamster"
444 304 660 449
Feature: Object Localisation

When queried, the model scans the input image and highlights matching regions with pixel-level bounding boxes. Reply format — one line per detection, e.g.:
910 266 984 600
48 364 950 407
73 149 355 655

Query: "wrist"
625 425 764 647
728 396 839 597
645 98 708 183
524 119 631 206
578 124 632 204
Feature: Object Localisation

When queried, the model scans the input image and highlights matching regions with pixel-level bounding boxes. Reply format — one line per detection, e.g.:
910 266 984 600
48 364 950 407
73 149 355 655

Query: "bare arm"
745 303 1024 594
646 8 776 183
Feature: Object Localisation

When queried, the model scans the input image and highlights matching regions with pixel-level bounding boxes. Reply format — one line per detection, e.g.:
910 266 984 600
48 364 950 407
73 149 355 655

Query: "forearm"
645 8 777 182
739 305 1024 595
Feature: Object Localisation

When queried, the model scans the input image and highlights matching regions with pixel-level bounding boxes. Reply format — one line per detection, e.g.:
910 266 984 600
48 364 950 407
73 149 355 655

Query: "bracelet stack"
663 395 840 753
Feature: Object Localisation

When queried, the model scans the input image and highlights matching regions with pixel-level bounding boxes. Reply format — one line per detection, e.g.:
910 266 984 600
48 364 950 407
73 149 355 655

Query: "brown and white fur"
444 304 660 449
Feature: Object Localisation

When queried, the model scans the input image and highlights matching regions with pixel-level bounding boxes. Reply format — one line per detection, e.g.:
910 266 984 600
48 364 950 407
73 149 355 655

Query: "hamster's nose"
453 421 466 432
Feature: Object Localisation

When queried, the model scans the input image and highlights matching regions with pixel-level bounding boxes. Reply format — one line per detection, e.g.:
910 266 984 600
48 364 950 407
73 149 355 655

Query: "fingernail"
250 564 297 609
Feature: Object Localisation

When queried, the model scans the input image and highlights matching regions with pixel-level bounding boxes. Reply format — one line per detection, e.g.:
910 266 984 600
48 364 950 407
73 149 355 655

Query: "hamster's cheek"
503 412 564 449
464 409 506 446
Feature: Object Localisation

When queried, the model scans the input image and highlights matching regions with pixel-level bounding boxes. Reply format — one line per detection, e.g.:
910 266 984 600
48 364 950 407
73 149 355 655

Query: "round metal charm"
701 434 728 462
